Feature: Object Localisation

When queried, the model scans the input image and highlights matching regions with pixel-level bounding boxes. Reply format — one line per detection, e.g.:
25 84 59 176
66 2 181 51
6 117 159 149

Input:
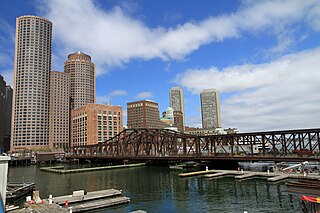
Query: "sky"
0 0 319 132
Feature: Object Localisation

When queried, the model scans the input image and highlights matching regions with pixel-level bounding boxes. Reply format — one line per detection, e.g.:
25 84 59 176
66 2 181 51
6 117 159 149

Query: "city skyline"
1 1 320 132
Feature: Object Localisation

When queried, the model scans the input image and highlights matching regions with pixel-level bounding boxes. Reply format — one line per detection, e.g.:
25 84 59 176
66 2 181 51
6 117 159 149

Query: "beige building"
11 16 52 150
127 100 165 129
200 89 222 129
49 71 69 149
64 51 96 110
170 87 185 130
71 103 123 146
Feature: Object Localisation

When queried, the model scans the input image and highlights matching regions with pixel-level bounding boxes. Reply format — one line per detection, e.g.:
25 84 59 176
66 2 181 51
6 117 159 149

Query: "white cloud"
37 0 320 74
96 89 128 104
176 47 320 132
136 91 153 99
109 90 127 96
95 96 109 104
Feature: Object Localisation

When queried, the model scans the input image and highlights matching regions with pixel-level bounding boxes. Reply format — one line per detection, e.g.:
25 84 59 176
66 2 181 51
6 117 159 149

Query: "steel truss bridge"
69 128 320 162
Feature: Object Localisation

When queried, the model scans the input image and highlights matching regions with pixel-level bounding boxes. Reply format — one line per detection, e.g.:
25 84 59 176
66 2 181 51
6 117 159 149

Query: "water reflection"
8 165 300 212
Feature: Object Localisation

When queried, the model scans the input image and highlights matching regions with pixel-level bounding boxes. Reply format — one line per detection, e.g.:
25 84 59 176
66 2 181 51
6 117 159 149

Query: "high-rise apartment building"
71 103 123 146
0 75 6 151
127 100 165 129
49 71 70 149
64 52 95 110
11 16 52 150
200 89 222 129
170 87 185 130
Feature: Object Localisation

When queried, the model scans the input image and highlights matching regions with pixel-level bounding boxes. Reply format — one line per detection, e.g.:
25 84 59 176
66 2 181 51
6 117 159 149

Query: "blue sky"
0 0 320 132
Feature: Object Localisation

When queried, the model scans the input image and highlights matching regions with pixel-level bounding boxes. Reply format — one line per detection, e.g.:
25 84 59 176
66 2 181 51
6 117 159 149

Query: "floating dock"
52 189 122 205
10 189 130 213
180 169 320 182
52 189 130 212
40 163 146 174
11 203 68 213
71 196 130 212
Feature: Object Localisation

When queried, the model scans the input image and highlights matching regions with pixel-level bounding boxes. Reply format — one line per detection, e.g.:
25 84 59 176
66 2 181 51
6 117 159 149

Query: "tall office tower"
71 103 123 146
127 100 165 129
64 52 95 110
170 87 185 130
49 71 70 149
4 86 13 152
11 16 52 150
0 75 6 151
200 89 222 129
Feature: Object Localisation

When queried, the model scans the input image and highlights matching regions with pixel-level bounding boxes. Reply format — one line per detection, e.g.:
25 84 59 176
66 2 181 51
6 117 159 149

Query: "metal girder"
69 128 320 161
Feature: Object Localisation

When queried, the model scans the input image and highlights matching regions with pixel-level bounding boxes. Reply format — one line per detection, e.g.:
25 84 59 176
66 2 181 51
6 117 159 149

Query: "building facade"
11 15 52 150
71 103 123 146
4 86 13 152
49 71 70 149
169 87 185 130
200 89 222 129
173 110 184 132
127 100 164 129
64 52 95 110
0 75 6 151
184 126 238 136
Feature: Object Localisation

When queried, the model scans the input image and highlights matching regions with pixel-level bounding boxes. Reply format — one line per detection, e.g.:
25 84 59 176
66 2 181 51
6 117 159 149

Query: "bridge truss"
69 128 320 161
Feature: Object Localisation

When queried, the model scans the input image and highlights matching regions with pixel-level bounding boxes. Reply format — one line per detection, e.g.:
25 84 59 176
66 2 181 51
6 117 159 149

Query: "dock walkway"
180 169 320 182
52 189 122 205
71 196 130 212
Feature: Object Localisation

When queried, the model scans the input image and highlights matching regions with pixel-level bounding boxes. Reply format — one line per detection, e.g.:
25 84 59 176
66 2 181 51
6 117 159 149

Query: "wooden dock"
6 182 35 200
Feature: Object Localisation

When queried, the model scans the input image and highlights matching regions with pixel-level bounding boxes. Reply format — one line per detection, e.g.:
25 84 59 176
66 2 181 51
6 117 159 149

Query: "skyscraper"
64 52 96 110
127 100 165 129
11 16 52 150
169 86 185 130
49 71 69 149
200 89 222 129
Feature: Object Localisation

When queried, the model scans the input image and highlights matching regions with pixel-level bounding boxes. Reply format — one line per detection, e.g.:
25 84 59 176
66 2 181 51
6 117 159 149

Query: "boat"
238 161 275 172
286 179 320 213
301 195 320 213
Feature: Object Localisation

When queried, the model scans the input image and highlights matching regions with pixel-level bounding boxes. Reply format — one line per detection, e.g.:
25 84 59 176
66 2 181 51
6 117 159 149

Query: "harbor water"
8 164 301 213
